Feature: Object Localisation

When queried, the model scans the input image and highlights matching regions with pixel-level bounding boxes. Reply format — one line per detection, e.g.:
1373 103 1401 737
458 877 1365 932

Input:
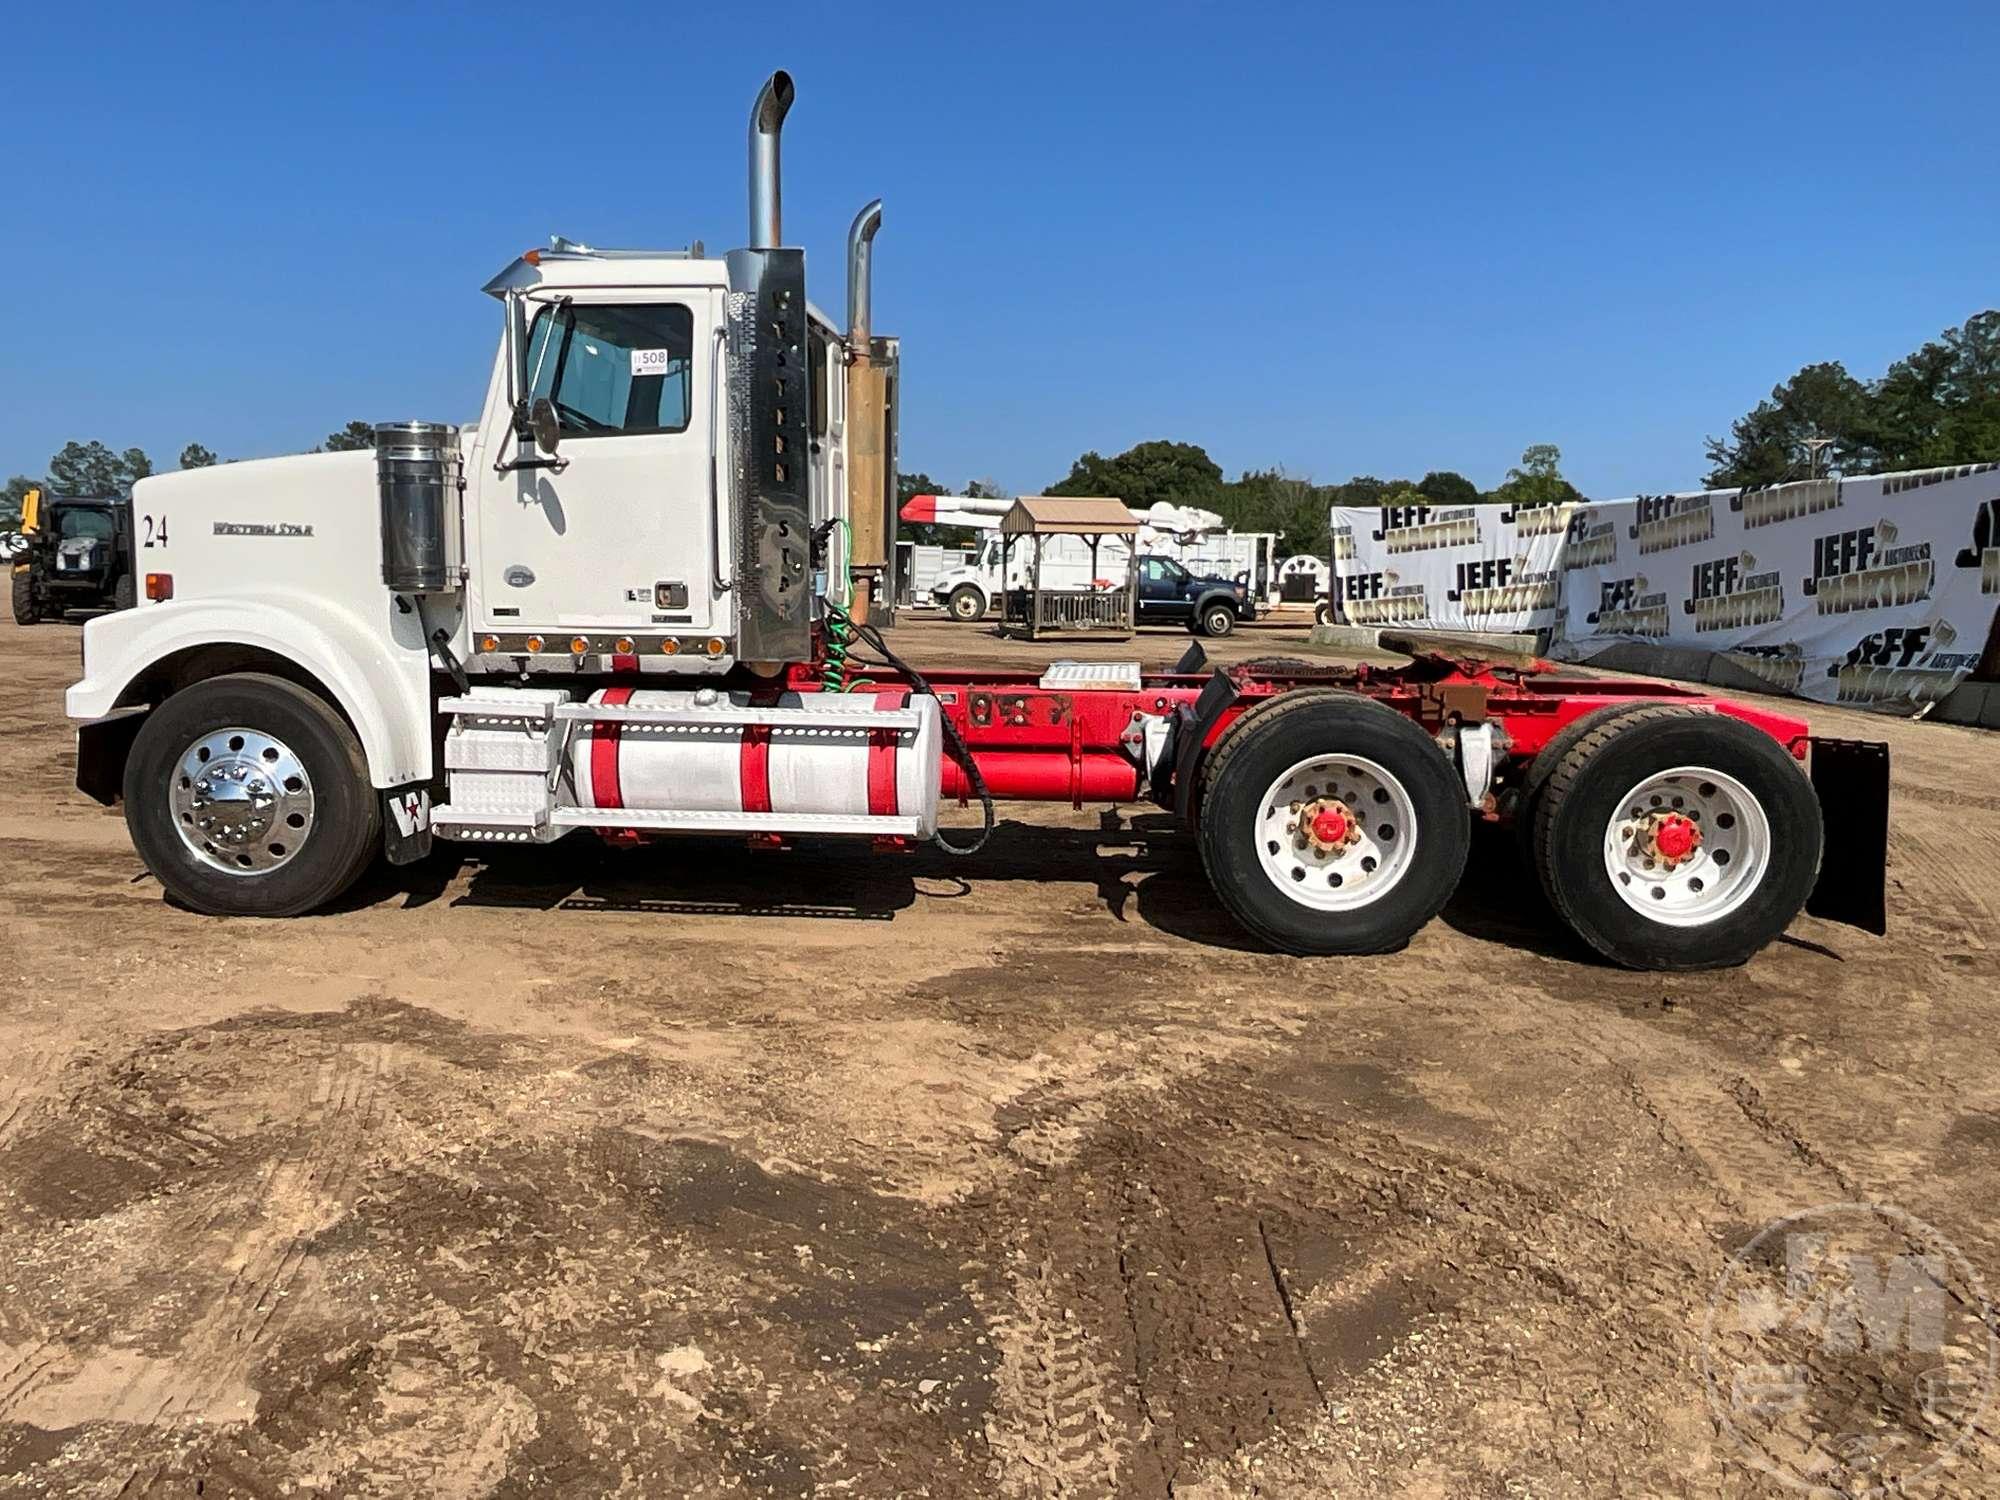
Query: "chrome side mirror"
529 397 562 455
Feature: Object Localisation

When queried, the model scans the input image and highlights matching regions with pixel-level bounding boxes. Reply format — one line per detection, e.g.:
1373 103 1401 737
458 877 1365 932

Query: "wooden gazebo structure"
996 497 1138 640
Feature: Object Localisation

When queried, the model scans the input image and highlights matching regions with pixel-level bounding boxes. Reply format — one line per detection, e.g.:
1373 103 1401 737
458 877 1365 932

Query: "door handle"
709 324 732 594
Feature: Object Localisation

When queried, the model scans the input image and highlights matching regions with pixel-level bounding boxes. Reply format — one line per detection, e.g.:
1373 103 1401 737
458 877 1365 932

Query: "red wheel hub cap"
1310 808 1349 845
1654 814 1700 861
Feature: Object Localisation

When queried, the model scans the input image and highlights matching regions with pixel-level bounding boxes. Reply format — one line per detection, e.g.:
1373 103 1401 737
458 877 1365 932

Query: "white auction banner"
1328 501 1573 635
1553 464 2000 711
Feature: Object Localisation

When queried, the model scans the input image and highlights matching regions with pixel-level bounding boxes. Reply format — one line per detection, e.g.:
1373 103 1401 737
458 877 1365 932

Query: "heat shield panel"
724 247 812 662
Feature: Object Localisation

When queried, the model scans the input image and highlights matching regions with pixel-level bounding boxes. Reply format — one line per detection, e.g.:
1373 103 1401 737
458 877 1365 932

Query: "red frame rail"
781 657 1813 812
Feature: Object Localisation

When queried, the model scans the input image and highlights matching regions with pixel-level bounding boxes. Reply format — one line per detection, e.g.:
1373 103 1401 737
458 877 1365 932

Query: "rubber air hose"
820 600 995 856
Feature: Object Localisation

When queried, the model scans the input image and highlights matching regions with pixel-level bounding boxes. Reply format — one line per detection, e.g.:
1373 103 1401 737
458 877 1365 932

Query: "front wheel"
112 573 135 611
1199 602 1237 638
1531 706 1822 969
11 570 39 625
1199 692 1470 954
123 673 381 916
946 585 986 622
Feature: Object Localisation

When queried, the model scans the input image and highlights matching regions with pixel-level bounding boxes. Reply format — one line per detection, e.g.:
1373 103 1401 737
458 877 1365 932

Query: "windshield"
58 508 116 542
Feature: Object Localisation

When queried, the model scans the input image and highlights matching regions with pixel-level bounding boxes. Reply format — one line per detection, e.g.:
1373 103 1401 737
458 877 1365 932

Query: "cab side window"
809 327 829 438
525 302 693 437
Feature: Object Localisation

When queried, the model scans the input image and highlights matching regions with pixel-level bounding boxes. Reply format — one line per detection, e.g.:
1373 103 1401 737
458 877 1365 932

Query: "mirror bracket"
493 396 568 474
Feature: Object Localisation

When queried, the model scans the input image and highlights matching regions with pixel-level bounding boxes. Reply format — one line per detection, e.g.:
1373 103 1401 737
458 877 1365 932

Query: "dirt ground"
2 609 1998 1498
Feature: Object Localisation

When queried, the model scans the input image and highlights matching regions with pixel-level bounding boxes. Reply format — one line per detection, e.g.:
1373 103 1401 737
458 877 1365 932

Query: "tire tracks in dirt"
0 1044 72 1425
0 1040 394 1493
981 1254 1133 1499
146 1042 390 1427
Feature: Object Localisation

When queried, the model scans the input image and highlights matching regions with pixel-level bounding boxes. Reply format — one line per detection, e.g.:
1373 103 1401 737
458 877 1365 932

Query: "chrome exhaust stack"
846 198 882 352
748 70 795 249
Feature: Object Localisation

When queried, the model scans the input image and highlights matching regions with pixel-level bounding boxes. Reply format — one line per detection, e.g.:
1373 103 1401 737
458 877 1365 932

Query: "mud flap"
1168 669 1241 824
75 709 146 805
383 784 434 866
1804 737 1888 935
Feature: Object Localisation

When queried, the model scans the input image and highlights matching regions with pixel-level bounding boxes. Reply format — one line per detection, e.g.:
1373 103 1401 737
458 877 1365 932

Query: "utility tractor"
14 488 135 623
65 71 1888 969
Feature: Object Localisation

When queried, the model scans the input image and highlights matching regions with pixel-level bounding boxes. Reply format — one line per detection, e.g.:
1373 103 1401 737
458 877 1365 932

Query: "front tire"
1532 706 1822 969
1199 692 1470 954
112 574 135 611
11 571 39 625
123 673 381 916
946 585 986 622
1199 602 1237 638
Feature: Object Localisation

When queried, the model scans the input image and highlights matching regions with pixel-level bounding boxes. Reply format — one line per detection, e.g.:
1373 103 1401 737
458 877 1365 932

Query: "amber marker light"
660 638 681 655
478 634 500 653
706 638 726 657
525 634 545 653
615 636 636 655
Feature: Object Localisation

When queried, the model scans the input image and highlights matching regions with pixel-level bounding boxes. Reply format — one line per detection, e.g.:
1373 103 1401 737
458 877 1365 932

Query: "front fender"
66 594 434 788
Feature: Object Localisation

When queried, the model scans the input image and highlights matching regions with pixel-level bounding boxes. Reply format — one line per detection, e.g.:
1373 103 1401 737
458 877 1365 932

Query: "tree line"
1704 309 1999 487
900 443 1580 556
12 304 1996 538
2 424 379 528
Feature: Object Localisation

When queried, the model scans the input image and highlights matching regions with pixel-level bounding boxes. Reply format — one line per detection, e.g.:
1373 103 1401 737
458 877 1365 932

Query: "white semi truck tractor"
64 71 1889 969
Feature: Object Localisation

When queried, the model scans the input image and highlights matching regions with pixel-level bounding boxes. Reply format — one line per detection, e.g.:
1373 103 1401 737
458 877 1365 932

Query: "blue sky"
8 1 1995 499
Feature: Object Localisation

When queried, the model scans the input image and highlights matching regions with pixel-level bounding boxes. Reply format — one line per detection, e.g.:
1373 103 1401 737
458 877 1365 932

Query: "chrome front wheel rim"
169 727 316 875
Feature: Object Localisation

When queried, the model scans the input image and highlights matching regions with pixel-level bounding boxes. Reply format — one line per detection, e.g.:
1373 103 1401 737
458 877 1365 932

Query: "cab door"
476 292 722 634
1137 557 1183 623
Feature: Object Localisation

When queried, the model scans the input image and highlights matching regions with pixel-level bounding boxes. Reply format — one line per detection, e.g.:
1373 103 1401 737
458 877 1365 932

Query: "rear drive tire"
1511 699 1665 865
11 571 38 625
123 673 381 917
1199 692 1470 954
1532 706 1822 970
113 573 135 611
946 585 986 622
1200 602 1237 638
1314 599 1334 626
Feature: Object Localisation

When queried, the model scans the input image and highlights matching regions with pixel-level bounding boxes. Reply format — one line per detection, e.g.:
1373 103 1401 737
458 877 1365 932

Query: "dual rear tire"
1198 694 1470 955
1528 706 1821 970
1197 692 1822 967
